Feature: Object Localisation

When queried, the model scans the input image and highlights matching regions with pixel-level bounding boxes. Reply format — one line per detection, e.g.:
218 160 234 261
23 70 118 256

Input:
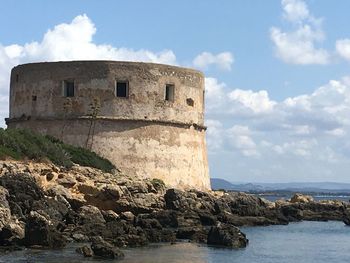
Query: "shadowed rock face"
0 160 349 258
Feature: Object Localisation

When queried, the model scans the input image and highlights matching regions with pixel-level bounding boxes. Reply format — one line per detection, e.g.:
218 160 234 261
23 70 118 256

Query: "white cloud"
228 89 276 114
282 0 309 23
226 125 259 157
270 0 330 65
205 119 224 152
6 15 177 64
193 52 233 71
205 75 350 169
336 39 350 61
204 77 227 111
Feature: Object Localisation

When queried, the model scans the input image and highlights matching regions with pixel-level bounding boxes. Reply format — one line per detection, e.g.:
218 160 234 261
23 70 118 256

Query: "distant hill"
210 178 350 193
210 178 264 192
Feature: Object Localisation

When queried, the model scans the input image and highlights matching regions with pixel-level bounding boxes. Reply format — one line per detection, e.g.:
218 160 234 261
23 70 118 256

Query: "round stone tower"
6 61 210 190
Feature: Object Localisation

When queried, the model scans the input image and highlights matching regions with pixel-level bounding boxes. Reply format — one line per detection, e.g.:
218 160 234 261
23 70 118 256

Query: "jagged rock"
24 211 66 248
0 222 25 246
57 174 77 188
91 237 124 259
280 205 303 221
164 189 195 211
176 227 208 243
77 205 105 225
2 160 350 255
46 185 73 200
72 233 89 242
31 198 69 223
207 223 248 248
99 185 122 200
223 192 272 217
126 181 149 194
76 245 93 257
101 210 120 222
0 186 11 230
0 173 44 216
150 210 178 228
290 193 314 203
198 212 217 226
120 211 135 222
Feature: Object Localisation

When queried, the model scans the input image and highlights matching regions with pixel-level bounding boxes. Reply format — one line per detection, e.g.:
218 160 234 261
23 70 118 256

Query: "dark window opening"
32 95 37 101
186 98 194 107
64 81 75 97
16 74 19 83
165 84 175 101
116 81 128 98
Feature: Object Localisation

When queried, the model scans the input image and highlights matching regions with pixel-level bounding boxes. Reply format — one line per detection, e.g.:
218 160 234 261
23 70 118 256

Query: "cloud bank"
270 0 330 65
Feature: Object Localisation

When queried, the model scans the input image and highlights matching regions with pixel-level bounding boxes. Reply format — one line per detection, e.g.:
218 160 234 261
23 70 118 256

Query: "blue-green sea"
1 221 349 263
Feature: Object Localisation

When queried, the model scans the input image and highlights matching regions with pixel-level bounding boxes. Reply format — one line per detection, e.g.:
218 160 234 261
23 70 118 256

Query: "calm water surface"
1 221 349 263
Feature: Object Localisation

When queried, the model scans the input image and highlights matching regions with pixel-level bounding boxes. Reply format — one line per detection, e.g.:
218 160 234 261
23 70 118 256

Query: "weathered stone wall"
7 61 210 190
9 61 204 125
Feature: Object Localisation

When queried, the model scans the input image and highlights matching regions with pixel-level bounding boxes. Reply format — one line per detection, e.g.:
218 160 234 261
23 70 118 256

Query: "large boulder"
222 192 272 217
91 237 124 259
0 173 44 216
24 211 66 248
290 193 314 203
207 223 248 248
77 205 106 225
0 222 25 246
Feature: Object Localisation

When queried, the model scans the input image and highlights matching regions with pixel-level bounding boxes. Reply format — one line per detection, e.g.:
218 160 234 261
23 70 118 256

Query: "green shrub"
0 128 115 172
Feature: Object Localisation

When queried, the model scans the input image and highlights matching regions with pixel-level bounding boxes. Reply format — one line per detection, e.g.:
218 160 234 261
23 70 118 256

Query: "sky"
1 0 350 183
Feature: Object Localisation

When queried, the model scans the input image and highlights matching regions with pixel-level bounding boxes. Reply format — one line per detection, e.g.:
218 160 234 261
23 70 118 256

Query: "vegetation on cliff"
0 128 115 172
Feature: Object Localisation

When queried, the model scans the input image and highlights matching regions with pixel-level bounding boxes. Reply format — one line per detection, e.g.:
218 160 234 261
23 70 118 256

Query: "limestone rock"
78 205 105 225
0 186 11 230
0 173 44 216
290 193 314 203
24 211 66 248
207 223 248 248
121 211 135 222
0 221 25 246
57 174 77 188
91 237 124 259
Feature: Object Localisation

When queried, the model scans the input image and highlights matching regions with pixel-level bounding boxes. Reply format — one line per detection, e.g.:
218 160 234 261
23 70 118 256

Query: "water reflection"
122 242 209 263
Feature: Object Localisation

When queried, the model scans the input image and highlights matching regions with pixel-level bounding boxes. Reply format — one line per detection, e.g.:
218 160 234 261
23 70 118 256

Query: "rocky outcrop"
0 160 349 258
207 223 248 248
91 237 124 259
290 193 314 203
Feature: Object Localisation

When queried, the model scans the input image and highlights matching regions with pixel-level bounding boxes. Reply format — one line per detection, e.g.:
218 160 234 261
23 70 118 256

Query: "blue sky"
1 0 350 183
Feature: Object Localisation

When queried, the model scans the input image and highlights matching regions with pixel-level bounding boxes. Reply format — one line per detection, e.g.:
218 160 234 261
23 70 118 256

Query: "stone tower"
6 61 211 190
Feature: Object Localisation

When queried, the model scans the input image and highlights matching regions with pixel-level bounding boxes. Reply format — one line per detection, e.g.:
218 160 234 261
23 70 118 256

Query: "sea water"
1 221 349 263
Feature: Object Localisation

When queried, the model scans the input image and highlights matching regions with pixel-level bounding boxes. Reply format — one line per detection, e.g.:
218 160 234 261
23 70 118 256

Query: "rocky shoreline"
0 160 349 259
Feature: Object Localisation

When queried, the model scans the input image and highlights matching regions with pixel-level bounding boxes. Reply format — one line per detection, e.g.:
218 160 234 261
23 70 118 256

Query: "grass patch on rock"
0 128 115 172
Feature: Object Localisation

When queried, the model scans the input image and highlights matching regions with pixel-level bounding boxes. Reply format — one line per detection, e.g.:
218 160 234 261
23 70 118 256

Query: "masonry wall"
7 61 210 190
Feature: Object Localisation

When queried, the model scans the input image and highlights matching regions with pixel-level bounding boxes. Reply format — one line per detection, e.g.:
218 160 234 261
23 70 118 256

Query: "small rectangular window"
116 81 129 98
64 80 75 97
165 84 175 101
